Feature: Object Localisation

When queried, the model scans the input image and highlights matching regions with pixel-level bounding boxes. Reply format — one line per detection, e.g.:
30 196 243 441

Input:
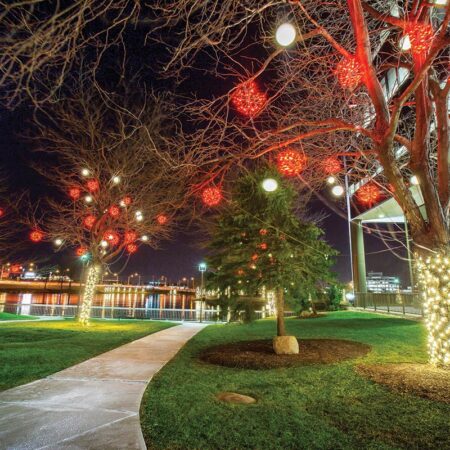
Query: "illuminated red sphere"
356 183 382 206
86 179 99 193
10 264 22 274
260 242 267 250
126 243 138 254
83 215 97 229
29 230 44 243
69 187 81 200
322 156 341 174
156 214 168 225
0 208 4 218
108 205 120 218
122 196 132 206
259 228 267 236
202 186 223 207
251 253 258 261
124 230 137 244
335 56 363 90
104 229 120 246
231 80 267 118
75 246 88 257
277 149 307 177
237 269 245 276
404 22 434 55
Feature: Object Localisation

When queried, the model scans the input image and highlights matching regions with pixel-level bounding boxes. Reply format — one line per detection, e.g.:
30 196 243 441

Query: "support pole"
350 219 367 294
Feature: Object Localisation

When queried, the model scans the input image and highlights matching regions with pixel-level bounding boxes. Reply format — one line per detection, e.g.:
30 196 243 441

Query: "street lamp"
198 262 207 322
275 23 296 47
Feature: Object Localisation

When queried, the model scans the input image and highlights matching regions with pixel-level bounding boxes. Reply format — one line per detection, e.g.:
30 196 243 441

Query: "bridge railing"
0 303 295 322
354 292 423 316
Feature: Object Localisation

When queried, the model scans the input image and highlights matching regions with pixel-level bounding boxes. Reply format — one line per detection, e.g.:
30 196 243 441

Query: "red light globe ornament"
124 230 137 244
103 230 120 246
231 80 267 118
122 196 132 206
29 229 44 243
76 246 88 257
276 149 307 177
108 205 120 218
156 214 168 225
334 55 363 90
69 187 81 200
202 186 223 207
322 156 341 174
404 22 434 58
83 215 97 229
260 242 268 250
126 243 138 254
259 228 268 236
86 179 99 193
0 208 4 218
356 183 382 207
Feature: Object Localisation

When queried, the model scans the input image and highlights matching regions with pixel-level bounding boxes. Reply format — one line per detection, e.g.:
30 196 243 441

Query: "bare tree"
28 80 193 324
152 1 450 365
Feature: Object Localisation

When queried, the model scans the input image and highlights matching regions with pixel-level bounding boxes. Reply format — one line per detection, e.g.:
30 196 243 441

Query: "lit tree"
204 168 336 352
153 1 450 366
28 82 191 325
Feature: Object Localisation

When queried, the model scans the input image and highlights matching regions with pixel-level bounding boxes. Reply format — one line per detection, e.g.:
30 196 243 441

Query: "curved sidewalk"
0 323 206 449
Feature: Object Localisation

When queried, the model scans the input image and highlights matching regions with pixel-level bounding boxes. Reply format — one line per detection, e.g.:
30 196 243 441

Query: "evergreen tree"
205 168 337 338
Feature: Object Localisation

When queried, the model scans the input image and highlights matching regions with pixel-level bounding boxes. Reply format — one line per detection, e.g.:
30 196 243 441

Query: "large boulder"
273 336 299 355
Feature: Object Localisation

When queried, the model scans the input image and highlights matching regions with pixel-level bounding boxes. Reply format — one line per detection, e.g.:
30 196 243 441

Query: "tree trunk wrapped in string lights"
79 264 101 326
416 252 450 367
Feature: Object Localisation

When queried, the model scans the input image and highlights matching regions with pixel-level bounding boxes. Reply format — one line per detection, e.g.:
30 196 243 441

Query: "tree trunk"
276 287 286 337
416 248 450 367
78 263 101 326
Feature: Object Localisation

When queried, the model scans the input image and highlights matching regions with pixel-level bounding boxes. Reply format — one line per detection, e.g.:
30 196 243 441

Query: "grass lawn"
0 319 174 391
0 312 38 321
141 311 450 450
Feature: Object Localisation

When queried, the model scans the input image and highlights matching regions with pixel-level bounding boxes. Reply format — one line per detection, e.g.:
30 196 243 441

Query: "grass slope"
0 319 174 391
0 312 38 321
141 311 449 450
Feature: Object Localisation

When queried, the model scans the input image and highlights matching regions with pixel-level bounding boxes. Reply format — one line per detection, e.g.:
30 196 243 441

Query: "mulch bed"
356 363 450 403
199 339 371 369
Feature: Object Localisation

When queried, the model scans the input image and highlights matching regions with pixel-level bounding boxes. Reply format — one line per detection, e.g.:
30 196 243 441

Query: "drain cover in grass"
216 392 257 404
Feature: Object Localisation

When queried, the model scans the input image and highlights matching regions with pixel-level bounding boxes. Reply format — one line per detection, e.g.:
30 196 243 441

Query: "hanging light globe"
275 23 296 47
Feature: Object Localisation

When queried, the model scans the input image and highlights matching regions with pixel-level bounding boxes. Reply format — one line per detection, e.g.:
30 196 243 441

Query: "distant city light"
332 185 344 197
262 178 278 192
275 23 296 47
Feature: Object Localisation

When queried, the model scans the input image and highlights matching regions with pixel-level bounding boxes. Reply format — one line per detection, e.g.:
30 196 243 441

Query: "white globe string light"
262 178 278 192
331 185 344 197
276 23 297 47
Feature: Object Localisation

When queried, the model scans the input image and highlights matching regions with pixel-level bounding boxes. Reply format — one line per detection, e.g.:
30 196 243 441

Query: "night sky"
0 17 411 287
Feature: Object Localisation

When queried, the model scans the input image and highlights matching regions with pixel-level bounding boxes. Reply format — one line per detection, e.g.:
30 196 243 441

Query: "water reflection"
0 289 195 315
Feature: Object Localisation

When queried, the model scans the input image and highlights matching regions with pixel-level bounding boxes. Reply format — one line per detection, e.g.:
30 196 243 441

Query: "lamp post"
198 262 207 322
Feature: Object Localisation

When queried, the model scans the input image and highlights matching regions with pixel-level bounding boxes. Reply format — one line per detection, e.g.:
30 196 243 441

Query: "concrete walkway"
0 323 206 449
